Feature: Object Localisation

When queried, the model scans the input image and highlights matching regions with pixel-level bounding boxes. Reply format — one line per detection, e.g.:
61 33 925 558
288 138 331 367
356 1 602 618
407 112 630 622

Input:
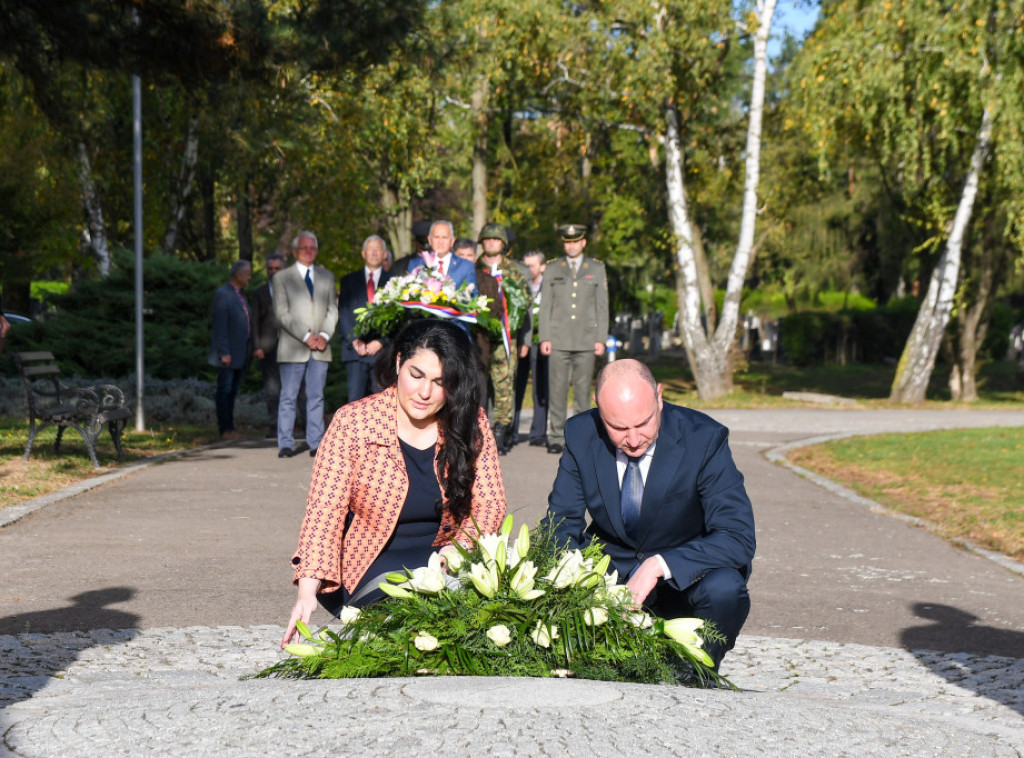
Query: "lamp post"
132 19 145 431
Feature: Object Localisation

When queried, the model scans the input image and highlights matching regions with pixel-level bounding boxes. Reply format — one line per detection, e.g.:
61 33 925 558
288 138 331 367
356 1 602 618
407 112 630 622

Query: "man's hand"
594 341 606 356
365 339 383 356
540 340 552 356
254 348 265 360
519 343 530 359
220 355 232 367
626 556 664 607
353 339 367 357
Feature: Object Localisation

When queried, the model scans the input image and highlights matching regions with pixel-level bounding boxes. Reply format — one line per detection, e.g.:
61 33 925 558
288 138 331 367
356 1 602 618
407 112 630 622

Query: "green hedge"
779 298 919 366
5 249 230 380
4 249 354 409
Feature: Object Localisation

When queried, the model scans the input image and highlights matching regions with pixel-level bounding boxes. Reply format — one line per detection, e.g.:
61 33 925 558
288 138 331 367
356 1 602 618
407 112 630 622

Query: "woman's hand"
281 578 321 648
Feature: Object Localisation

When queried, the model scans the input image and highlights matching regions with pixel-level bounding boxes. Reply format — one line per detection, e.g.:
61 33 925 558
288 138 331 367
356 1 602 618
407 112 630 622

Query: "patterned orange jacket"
291 386 507 594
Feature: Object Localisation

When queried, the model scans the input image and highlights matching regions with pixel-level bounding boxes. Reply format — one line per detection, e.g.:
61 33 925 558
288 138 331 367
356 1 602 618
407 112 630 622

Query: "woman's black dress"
318 438 442 614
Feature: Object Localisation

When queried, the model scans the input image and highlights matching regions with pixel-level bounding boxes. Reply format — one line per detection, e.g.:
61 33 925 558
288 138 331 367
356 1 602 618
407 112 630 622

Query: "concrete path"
2 409 1023 756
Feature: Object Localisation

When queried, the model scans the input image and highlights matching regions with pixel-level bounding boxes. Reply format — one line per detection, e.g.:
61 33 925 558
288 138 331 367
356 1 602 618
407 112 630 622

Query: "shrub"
779 297 917 366
5 248 237 381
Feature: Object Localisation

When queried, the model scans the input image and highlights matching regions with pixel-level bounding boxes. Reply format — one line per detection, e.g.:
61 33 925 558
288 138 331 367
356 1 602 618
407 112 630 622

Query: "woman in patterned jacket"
282 318 506 647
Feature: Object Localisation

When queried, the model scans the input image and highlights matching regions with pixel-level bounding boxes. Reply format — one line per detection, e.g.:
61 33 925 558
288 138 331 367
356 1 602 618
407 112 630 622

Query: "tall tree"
573 0 776 397
794 0 1024 402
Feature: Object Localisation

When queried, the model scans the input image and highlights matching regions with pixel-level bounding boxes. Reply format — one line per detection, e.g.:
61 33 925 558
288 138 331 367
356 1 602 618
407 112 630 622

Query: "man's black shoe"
278 447 296 458
529 438 547 447
546 443 563 455
309 448 318 457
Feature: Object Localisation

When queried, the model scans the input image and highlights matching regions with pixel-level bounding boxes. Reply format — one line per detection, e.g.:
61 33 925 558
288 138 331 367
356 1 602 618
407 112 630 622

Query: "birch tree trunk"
667 0 776 398
161 115 200 255
76 140 110 277
889 106 993 403
471 79 488 239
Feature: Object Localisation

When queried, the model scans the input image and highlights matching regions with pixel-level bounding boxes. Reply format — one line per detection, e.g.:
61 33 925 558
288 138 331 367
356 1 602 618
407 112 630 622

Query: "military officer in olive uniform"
538 224 609 454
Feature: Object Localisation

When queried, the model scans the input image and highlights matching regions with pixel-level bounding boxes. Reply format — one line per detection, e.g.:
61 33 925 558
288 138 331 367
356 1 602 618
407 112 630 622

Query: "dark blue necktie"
304 269 314 297
620 455 644 540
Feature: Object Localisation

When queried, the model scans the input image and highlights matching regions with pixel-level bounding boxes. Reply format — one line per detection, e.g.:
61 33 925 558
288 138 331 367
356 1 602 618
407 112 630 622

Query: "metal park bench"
11 351 132 468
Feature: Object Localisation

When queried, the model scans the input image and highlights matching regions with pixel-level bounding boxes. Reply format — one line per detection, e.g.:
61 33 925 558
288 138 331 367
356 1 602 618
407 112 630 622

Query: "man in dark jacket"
209 260 252 440
542 359 755 670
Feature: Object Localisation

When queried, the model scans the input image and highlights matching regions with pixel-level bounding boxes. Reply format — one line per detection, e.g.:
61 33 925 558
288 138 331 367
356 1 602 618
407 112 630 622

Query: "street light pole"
132 64 145 431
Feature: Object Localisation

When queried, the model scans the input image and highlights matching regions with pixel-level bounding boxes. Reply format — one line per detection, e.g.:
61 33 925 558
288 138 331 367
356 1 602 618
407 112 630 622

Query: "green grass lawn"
646 351 1024 407
0 419 215 510
788 427 1024 562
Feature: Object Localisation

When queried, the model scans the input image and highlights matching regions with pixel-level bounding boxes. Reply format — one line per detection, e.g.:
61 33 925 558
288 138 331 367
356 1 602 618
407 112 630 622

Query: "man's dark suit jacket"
543 402 755 592
408 253 478 293
208 282 251 369
250 282 279 356
338 268 392 363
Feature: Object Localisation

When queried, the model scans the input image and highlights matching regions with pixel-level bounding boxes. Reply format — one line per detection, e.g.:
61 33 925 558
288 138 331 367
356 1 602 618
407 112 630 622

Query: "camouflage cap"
478 222 509 245
559 224 587 242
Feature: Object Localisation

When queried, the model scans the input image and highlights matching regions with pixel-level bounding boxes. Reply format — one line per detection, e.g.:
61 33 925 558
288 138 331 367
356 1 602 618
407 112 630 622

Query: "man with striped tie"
338 235 392 404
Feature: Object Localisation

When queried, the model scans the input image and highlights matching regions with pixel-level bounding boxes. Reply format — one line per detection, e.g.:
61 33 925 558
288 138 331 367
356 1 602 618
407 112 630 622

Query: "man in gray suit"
273 231 338 458
538 224 609 455
208 260 252 441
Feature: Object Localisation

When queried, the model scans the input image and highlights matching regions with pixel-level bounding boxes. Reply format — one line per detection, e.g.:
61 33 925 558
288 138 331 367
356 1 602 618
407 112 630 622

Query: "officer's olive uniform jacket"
537 256 609 351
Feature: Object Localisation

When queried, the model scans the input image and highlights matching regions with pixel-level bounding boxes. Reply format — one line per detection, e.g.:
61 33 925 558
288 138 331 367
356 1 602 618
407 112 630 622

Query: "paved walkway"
2 409 1023 756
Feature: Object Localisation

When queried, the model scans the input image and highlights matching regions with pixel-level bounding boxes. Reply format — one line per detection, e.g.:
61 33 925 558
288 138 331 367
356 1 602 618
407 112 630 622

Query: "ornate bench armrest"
89 383 128 411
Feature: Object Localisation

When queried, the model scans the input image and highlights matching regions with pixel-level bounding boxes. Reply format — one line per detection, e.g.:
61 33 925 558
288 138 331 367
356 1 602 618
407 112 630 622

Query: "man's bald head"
595 359 663 458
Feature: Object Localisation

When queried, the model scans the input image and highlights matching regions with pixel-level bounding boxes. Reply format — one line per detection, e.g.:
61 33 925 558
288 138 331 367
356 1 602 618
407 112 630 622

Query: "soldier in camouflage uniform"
477 223 532 455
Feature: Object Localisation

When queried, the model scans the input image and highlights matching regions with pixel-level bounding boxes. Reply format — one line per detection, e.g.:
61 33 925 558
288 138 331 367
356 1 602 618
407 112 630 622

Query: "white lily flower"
399 552 447 594
414 631 439 651
509 560 545 600
662 617 703 644
627 611 654 629
530 621 560 648
486 624 512 648
545 549 586 588
584 606 609 626
445 548 465 572
477 533 510 570
338 606 361 626
662 618 714 666
469 561 500 598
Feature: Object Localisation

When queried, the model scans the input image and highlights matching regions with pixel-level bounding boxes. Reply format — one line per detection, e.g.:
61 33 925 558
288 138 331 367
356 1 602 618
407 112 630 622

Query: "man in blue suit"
542 358 755 671
338 235 392 403
208 260 252 440
408 220 477 293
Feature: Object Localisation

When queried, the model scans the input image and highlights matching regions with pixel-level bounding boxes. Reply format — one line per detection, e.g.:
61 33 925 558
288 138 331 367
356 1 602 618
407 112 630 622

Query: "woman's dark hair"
375 319 484 523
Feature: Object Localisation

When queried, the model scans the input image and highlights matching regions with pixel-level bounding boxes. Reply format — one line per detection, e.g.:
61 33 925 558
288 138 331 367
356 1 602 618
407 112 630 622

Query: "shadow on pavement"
901 602 1024 717
0 586 139 708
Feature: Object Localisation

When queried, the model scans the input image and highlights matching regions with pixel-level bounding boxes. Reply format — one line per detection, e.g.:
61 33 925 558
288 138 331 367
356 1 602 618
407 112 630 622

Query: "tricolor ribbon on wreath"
399 301 481 327
491 269 512 359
